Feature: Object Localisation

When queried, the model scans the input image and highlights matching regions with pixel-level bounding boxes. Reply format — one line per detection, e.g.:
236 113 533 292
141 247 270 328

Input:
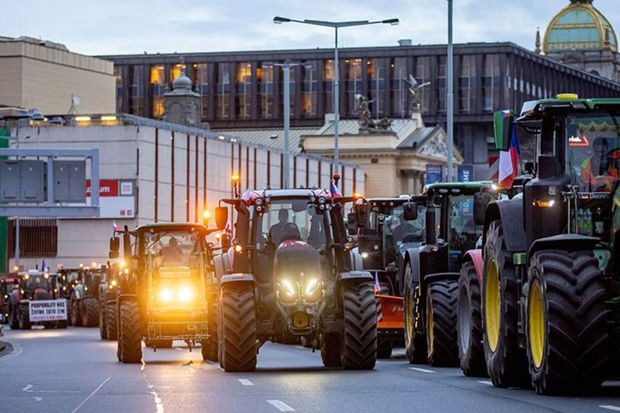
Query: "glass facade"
192 63 209 119
236 62 252 120
301 62 318 117
215 63 231 120
258 64 274 119
344 59 362 117
150 64 165 118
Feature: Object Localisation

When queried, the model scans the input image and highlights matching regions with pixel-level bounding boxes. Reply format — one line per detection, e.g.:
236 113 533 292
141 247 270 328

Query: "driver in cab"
580 137 620 192
269 209 300 247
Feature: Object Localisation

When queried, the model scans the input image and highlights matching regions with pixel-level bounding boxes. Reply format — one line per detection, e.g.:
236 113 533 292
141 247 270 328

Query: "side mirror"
346 212 357 236
493 110 514 151
523 161 535 176
221 232 231 250
473 192 492 226
403 202 418 221
215 207 228 231
109 237 120 259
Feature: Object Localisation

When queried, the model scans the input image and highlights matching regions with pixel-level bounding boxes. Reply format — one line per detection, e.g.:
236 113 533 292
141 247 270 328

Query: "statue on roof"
402 74 430 116
353 94 374 129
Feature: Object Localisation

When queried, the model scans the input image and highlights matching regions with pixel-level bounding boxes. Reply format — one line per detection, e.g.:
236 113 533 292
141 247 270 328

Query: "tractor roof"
135 222 208 234
365 196 412 206
240 188 332 205
518 97 620 121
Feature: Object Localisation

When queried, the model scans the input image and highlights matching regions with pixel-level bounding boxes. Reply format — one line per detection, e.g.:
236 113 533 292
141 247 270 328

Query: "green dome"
544 0 617 53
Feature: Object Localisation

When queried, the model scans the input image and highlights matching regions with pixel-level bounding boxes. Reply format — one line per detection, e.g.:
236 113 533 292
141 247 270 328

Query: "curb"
0 340 5 353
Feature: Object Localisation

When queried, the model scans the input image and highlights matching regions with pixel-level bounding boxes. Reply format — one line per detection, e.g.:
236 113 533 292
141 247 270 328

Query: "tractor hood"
273 241 322 278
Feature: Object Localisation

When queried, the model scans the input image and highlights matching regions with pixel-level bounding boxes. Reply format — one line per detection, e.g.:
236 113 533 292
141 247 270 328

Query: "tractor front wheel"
218 283 257 372
18 304 31 330
482 220 529 388
404 262 427 364
341 281 377 370
107 302 118 340
119 301 142 363
70 298 81 326
526 250 608 395
426 281 458 366
99 303 108 340
457 261 486 377
320 332 341 367
81 298 99 327
8 304 19 329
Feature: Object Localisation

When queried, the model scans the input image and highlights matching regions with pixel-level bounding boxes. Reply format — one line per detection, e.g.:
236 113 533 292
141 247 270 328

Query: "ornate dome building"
538 0 620 81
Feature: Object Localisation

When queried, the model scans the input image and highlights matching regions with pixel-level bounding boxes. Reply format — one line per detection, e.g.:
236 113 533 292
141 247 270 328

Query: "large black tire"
403 261 427 364
70 297 81 327
341 281 377 370
56 320 68 329
426 281 458 367
18 304 31 330
320 332 341 367
376 336 393 359
526 250 608 395
81 298 99 327
203 301 219 361
119 301 142 363
482 220 528 387
99 303 108 340
107 303 118 341
218 283 257 372
457 261 487 377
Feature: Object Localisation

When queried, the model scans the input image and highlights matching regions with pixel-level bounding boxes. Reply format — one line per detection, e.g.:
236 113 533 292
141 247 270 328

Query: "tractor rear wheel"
107 302 118 340
526 250 608 395
341 281 377 370
404 262 427 364
218 283 257 372
482 220 528 388
56 320 68 329
426 281 458 366
457 261 486 377
70 298 81 326
320 332 341 367
99 303 108 339
81 298 99 327
18 304 31 330
119 301 142 363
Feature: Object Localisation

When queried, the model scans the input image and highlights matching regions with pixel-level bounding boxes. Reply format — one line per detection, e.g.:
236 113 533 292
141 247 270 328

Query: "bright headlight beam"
160 288 173 302
304 278 320 296
178 286 194 302
280 279 297 297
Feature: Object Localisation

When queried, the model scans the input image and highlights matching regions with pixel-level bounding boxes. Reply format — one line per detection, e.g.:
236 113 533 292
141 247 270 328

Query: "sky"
1 0 619 56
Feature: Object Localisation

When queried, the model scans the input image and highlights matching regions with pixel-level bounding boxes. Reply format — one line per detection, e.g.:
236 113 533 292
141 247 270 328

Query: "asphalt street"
0 327 618 413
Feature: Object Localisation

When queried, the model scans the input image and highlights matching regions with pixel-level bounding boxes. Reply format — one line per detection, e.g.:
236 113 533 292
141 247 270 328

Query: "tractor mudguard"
527 234 600 260
404 247 422 285
422 272 459 292
338 271 373 282
220 273 255 284
117 294 138 305
484 198 527 253
349 251 364 271
463 249 483 284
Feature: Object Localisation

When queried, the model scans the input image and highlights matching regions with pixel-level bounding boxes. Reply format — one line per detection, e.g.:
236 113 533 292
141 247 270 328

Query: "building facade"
103 41 620 169
0 36 115 114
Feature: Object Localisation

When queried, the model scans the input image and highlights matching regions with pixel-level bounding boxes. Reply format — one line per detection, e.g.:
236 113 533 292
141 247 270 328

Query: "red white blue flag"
498 124 520 189
330 180 343 199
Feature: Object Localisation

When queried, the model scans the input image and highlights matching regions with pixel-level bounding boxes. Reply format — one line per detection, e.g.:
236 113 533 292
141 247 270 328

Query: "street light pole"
283 61 291 188
447 0 454 182
273 16 399 177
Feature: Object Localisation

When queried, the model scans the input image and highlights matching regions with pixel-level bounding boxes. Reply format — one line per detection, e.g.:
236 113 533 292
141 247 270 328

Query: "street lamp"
274 16 399 175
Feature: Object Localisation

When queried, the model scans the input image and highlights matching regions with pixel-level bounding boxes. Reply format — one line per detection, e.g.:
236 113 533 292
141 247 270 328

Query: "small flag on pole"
374 272 381 294
330 180 343 199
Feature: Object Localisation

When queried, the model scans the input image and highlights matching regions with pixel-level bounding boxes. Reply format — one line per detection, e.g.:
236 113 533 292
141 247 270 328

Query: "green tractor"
61 267 103 327
479 94 620 394
110 222 218 363
402 181 495 366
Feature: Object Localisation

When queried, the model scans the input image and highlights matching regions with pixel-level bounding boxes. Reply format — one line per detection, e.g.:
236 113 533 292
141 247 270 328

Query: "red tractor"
213 187 377 372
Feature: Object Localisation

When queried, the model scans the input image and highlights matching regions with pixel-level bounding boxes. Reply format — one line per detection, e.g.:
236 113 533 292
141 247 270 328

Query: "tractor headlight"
278 278 298 302
534 199 556 208
178 286 194 303
110 280 118 288
159 288 173 303
304 277 321 302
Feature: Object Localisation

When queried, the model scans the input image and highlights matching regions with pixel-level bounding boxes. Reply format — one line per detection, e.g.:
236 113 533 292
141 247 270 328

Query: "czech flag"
498 124 520 190
373 272 381 294
330 180 343 199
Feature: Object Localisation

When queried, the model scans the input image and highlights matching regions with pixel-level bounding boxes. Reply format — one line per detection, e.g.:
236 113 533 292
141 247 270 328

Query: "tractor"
99 261 122 340
213 187 377 372
60 267 103 327
1 276 18 324
402 182 495 366
110 222 217 363
347 195 427 358
7 270 68 330
476 94 620 395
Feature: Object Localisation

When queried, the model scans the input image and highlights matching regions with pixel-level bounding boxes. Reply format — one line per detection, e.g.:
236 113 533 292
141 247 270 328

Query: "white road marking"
0 341 23 362
267 400 295 412
238 379 254 386
600 406 620 412
408 367 435 374
477 380 493 386
71 376 111 413
33 397 42 402
23 384 33 392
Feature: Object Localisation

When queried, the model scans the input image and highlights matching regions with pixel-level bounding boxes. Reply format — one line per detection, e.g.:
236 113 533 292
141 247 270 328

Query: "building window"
367 58 387 117
192 63 209 119
129 65 145 116
458 55 475 114
390 57 408 118
258 63 274 119
215 63 231 120
236 62 252 119
8 219 57 258
170 63 185 83
437 56 446 113
114 67 123 114
344 59 362 116
301 61 318 117
323 59 335 114
150 65 166 118
415 57 431 115
482 54 500 112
